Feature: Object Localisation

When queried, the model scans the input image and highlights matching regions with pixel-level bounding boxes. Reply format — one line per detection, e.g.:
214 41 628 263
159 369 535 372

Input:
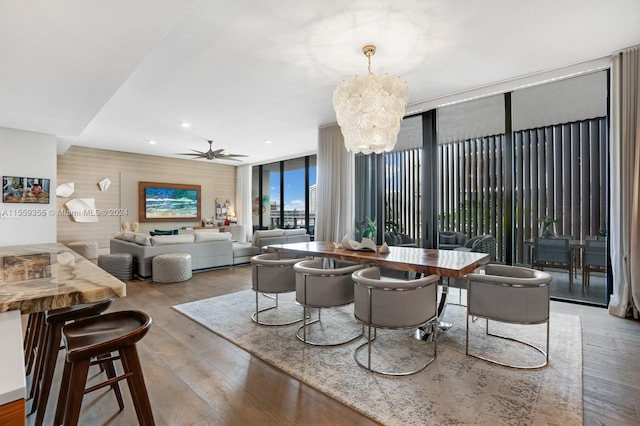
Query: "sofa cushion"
440 235 457 244
195 231 232 242
151 234 195 245
284 228 307 236
252 229 285 240
121 232 138 242
232 242 260 257
225 225 247 243
133 233 152 246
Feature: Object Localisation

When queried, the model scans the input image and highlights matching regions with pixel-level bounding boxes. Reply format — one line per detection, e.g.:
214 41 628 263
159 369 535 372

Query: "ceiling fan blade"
211 149 225 156
177 152 207 157
219 156 244 162
219 153 248 158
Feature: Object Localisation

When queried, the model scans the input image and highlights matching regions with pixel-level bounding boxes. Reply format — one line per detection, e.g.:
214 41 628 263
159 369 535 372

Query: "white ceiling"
1 0 639 165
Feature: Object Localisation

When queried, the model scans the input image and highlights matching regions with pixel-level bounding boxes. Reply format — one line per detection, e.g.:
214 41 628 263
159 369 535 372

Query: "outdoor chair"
465 264 553 369
453 234 497 261
532 237 573 291
438 231 467 250
583 239 607 290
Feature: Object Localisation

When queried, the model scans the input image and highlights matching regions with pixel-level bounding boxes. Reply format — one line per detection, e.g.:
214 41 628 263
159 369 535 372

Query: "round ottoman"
98 253 133 281
67 241 99 260
152 253 192 283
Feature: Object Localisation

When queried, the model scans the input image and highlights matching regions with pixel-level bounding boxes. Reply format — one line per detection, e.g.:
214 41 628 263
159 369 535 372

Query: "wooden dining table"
268 241 490 340
267 241 490 278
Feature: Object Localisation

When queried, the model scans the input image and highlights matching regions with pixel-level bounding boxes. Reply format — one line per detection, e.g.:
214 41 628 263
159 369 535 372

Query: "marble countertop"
0 243 126 314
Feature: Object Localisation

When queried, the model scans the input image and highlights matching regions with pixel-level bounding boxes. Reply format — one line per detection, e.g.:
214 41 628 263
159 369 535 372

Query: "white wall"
0 127 57 245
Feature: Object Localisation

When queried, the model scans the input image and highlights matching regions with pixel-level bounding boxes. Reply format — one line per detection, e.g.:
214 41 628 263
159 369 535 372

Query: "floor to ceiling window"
252 155 317 236
354 116 423 246
437 95 506 260
511 71 609 304
354 70 610 306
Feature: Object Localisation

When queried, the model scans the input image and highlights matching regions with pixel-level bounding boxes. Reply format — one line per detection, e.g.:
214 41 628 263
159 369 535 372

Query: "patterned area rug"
173 290 583 425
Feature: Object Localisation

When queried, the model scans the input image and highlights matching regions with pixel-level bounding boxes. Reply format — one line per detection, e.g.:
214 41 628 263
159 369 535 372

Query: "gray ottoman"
152 253 192 283
98 253 133 281
68 241 99 260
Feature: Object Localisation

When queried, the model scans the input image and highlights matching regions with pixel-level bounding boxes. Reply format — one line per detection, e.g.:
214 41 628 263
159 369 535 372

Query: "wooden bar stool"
54 310 155 426
31 299 116 426
24 311 45 376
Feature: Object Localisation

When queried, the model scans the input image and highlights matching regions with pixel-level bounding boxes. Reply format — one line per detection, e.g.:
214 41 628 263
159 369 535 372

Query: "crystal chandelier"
333 45 408 154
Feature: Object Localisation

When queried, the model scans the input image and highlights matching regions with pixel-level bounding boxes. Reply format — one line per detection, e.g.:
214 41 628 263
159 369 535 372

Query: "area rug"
173 290 583 425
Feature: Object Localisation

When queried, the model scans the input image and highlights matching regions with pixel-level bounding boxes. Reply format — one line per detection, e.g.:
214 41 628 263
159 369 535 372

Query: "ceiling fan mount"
178 140 247 161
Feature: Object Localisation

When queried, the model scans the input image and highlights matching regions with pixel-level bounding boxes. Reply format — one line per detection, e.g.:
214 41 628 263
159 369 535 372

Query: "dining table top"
0 242 126 314
268 241 490 278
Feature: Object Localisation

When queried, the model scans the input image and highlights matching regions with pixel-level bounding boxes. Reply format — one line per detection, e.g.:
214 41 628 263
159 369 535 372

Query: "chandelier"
333 45 408 154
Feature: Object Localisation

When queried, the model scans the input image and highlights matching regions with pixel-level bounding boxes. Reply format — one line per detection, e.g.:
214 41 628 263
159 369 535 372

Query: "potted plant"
538 217 558 238
361 217 377 241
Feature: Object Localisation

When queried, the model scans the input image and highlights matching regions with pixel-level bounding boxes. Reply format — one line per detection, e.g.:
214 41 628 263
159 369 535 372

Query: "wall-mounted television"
138 182 201 222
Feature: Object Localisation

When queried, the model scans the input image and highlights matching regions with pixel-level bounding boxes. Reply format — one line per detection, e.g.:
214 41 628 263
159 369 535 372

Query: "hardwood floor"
28 265 640 425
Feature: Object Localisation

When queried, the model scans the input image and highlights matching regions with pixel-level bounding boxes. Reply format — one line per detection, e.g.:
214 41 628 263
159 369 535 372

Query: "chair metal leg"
251 292 304 326
295 306 362 346
354 325 435 376
466 317 549 369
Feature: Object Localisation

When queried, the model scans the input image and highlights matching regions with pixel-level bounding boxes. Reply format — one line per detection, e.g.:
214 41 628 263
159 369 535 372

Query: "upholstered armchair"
464 264 552 369
250 253 304 326
293 258 365 346
351 266 440 376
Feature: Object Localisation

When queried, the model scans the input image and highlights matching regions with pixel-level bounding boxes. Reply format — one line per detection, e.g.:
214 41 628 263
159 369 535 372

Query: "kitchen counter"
0 242 126 314
0 242 126 422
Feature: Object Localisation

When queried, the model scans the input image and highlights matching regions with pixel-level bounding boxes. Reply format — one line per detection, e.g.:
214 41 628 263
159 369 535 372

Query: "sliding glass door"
511 71 609 304
354 71 610 306
252 155 317 236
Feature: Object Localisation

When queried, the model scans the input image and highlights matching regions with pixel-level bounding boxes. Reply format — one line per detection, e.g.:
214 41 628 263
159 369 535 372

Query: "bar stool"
24 311 45 376
31 299 117 426
54 310 155 426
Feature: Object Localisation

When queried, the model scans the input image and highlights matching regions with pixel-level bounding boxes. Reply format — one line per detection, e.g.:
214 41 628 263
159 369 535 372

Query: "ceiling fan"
178 140 247 161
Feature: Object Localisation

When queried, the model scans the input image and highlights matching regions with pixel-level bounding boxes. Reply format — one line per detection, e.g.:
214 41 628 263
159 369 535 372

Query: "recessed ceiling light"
148 140 156 145
265 139 272 144
181 122 190 128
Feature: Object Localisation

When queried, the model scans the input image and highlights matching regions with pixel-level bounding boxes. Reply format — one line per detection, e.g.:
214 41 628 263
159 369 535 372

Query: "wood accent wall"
57 146 235 250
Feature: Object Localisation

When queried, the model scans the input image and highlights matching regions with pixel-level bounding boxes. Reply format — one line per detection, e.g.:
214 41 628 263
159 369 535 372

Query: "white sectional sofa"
108 227 311 279
110 231 235 278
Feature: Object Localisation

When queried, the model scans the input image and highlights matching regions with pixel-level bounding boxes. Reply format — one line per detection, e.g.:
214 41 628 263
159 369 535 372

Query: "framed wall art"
2 176 51 204
138 181 201 222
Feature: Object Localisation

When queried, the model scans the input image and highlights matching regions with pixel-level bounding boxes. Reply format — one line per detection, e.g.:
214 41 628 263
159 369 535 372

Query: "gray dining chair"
351 266 440 376
294 258 365 346
250 253 305 326
583 239 607 290
465 264 553 369
532 237 573 291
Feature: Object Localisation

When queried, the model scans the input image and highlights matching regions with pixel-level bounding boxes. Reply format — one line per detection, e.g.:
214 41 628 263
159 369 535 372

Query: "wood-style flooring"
27 265 640 425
